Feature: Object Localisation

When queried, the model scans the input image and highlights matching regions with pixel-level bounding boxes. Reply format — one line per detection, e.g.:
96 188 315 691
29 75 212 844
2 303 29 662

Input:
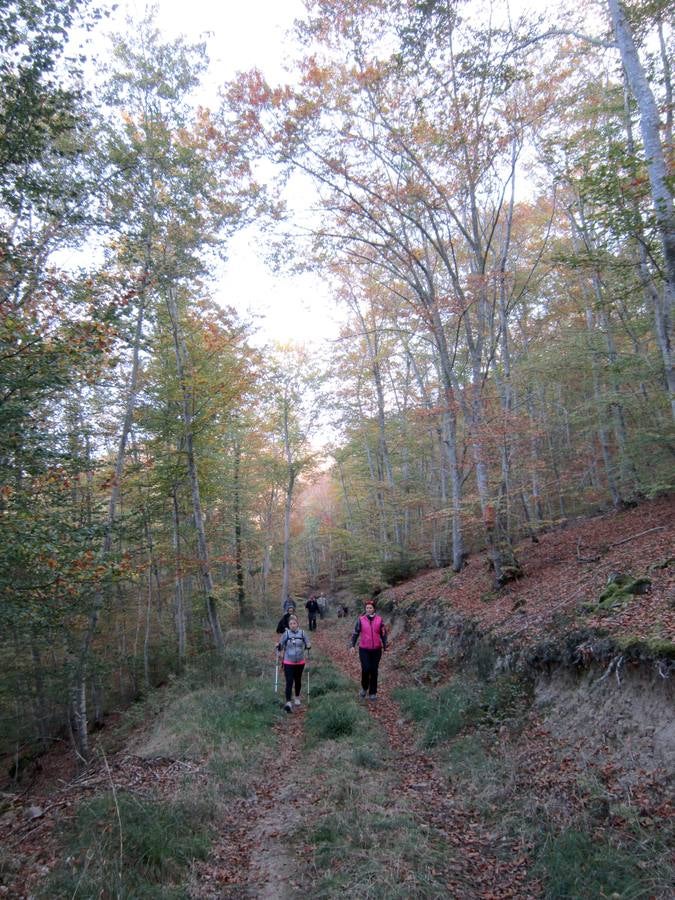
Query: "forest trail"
191 614 535 898
193 657 311 899
312 618 537 899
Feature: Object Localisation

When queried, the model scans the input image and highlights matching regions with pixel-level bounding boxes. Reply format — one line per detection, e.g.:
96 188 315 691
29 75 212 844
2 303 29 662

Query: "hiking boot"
367 694 377 702
294 697 301 707
284 702 292 713
359 689 367 700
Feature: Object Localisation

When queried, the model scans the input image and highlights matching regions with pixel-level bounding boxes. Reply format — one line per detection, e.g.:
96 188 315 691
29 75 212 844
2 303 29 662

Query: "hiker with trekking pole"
349 599 388 702
275 613 311 713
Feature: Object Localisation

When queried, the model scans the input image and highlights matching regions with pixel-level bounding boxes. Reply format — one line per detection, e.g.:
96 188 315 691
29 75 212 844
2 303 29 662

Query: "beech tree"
606 0 674 418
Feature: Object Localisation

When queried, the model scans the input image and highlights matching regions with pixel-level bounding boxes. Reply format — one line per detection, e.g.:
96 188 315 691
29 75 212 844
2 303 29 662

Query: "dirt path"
192 669 312 899
312 616 539 899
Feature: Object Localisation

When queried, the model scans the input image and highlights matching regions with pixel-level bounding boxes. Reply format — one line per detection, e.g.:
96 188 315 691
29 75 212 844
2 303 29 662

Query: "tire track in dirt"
313 616 539 899
192 673 311 898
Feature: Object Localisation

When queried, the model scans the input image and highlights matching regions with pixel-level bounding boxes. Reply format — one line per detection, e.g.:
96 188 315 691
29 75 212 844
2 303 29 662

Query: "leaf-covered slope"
381 494 674 650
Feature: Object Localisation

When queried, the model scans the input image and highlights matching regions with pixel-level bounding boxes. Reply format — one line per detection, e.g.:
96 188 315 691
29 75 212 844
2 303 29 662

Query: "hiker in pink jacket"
349 600 388 701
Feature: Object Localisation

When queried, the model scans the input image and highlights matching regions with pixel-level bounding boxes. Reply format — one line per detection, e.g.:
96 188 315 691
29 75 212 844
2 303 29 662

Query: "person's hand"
349 645 355 653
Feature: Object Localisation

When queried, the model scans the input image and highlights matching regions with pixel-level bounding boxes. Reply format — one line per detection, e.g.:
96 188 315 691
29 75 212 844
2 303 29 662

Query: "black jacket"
276 612 295 634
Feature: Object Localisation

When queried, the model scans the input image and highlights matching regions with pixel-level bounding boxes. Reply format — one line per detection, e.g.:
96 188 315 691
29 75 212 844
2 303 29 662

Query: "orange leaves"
239 69 273 110
435 292 468 315
302 56 331 89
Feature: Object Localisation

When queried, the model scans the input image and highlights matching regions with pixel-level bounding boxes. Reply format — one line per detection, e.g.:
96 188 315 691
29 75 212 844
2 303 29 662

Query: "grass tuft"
306 700 359 741
396 680 475 746
536 829 655 899
42 790 214 898
397 674 531 747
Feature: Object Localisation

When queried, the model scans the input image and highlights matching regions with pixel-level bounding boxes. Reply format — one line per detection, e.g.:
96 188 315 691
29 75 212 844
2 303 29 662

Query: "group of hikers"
274 593 388 714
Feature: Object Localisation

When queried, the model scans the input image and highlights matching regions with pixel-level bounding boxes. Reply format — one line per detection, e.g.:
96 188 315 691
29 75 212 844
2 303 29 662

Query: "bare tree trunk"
608 0 674 417
586 306 622 507
350 298 402 547
261 485 277 610
166 285 225 654
364 436 389 556
280 392 296 607
28 630 49 747
525 390 545 528
621 78 675 419
232 436 247 620
143 561 152 689
405 345 450 566
69 677 88 766
171 486 187 666
409 303 465 571
594 295 639 497
570 203 638 499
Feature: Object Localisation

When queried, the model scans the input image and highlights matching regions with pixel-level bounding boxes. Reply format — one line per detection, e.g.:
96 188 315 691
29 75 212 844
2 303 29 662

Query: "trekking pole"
274 649 279 694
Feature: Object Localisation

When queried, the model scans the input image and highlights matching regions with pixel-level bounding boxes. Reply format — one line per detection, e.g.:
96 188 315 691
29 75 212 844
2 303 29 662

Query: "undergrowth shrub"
478 675 532 724
351 747 384 769
381 552 426 586
470 640 497 680
308 667 354 699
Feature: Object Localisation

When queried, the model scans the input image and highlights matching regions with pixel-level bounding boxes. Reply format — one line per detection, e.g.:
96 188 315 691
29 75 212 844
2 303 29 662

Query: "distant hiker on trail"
305 595 319 631
350 600 388 702
283 595 295 613
276 603 296 634
276 614 311 713
317 593 326 620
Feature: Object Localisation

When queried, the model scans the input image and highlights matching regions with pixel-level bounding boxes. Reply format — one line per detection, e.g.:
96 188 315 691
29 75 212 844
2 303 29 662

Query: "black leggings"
283 663 305 702
359 648 382 695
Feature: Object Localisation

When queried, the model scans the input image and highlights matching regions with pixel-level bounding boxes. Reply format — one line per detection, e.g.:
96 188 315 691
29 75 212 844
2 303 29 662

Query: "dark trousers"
283 663 305 702
359 648 382 695
307 614 317 631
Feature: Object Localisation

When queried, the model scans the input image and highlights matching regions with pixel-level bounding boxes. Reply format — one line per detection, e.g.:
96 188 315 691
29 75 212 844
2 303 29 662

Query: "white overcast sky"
100 0 339 350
